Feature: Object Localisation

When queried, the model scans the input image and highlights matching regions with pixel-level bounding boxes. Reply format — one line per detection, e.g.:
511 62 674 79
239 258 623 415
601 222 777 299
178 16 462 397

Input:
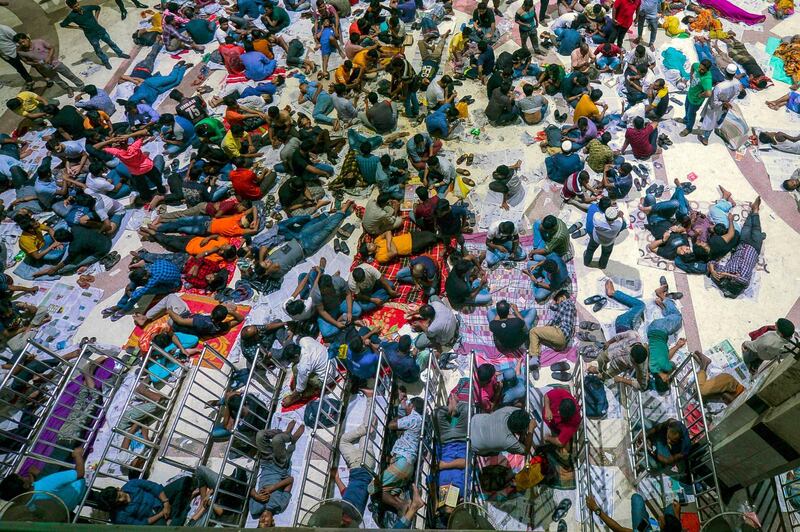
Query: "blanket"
629 199 768 273
123 294 250 365
765 37 793 85
351 217 451 306
459 232 578 366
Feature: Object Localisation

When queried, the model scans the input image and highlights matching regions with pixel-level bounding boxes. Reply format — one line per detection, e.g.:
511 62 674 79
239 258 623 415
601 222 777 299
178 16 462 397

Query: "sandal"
456 168 471 176
457 154 468 165
571 228 587 239
552 498 572 521
579 320 601 331
592 297 608 312
583 295 604 305
336 223 356 239
566 221 583 234
466 153 474 166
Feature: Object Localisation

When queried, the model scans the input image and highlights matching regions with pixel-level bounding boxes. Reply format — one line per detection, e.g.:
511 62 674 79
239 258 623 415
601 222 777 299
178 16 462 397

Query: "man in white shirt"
283 260 326 322
347 263 398 313
425 75 455 112
282 336 331 407
698 64 742 145
584 205 625 269
381 396 424 511
742 318 796 372
486 220 525 267
412 300 459 348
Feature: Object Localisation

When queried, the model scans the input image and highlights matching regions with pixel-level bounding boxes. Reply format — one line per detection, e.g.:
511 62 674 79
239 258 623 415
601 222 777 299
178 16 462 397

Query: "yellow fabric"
661 16 683 36
19 225 44 255
689 9 722 33
775 0 794 10
455 101 469 118
573 94 600 124
454 174 473 199
448 32 466 60
15 91 41 117
775 42 800 82
144 12 163 32
375 233 412 263
221 130 242 158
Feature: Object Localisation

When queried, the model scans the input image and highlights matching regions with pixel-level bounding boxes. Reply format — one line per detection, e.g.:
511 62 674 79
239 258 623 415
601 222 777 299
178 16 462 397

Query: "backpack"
584 374 608 419
304 398 342 428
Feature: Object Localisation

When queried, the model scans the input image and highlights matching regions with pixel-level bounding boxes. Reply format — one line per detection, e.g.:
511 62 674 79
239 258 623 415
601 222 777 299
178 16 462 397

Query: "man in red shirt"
95 131 166 205
543 388 581 447
610 0 641 46
219 36 245 75
229 158 276 200
619 116 658 160
411 186 439 231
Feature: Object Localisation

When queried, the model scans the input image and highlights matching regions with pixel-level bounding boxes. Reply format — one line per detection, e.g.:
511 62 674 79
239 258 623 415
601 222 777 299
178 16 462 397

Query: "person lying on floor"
139 205 260 238
0 445 87 514
585 492 684 532
646 418 690 474
380 395 424 515
248 422 305 527
167 301 244 339
360 230 439 264
98 475 195 525
429 396 468 525
690 350 745 405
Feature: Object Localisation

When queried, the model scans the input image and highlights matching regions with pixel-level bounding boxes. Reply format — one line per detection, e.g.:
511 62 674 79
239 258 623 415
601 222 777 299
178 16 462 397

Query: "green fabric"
647 329 673 374
766 36 793 84
196 117 226 144
662 48 690 80
686 62 712 106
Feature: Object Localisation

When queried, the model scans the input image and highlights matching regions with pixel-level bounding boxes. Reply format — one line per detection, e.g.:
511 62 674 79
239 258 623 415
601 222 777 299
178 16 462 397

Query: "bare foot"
604 279 615 298
751 195 761 212
655 283 668 301
719 185 734 206
319 257 327 270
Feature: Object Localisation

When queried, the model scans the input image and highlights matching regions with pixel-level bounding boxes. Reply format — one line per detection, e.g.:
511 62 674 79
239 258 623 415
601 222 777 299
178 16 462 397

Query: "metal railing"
159 347 236 472
572 360 595 532
19 344 132 475
0 341 82 477
203 346 287 527
72 343 187 523
619 382 653 487
293 357 351 526
358 348 395 477
671 354 724 525
413 354 447 529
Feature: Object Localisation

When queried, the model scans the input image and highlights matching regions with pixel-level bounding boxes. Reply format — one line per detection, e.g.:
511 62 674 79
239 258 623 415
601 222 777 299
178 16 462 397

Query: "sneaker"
118 52 131 59
102 61 112 70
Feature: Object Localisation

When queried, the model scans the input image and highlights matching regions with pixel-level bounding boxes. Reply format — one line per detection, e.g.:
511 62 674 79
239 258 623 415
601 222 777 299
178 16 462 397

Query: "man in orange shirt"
229 158 276 200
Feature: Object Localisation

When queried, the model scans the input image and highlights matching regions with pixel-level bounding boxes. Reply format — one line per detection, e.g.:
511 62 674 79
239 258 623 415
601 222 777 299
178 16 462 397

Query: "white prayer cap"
725 63 738 75
604 206 619 219
561 140 573 152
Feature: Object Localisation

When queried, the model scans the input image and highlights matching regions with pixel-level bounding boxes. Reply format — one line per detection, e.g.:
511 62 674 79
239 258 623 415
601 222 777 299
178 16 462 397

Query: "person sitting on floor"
347 263 399 314
281 336 332 407
527 289 575 379
485 220 526 267
489 299 537 352
410 299 459 349
396 255 440 297
474 363 502 412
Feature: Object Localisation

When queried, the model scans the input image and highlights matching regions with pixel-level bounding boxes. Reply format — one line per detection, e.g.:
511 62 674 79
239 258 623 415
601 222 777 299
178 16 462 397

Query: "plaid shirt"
129 260 182 304
162 23 192 45
183 256 223 289
712 243 758 291
549 298 576 342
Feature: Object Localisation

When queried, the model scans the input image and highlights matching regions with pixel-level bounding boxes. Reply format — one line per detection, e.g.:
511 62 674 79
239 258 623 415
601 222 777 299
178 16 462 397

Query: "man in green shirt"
196 116 227 144
531 215 574 261
646 283 685 392
60 0 129 69
261 4 290 34
679 59 712 137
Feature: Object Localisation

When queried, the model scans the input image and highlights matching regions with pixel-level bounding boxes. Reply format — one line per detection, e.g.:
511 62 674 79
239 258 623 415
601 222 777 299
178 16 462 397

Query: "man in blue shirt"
382 335 421 383
103 259 182 320
545 140 585 184
98 477 194 525
425 103 461 139
0 446 87 513
240 41 277 81
159 113 196 154
236 0 262 19
75 84 115 116
344 327 381 382
555 27 581 56
59 0 129 69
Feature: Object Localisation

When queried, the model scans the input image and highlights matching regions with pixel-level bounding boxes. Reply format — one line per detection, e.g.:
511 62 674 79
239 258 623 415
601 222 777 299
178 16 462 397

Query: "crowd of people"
0 0 798 527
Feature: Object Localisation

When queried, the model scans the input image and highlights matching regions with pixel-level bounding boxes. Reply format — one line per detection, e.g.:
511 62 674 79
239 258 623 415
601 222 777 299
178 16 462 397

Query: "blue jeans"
486 241 526 267
694 43 724 83
532 220 547 250
312 91 335 126
405 90 420 118
463 278 491 306
513 63 541 79
39 233 67 263
647 299 682 337
107 164 132 199
318 301 363 338
528 255 557 302
157 215 211 235
684 98 701 132
631 493 675 530
116 282 175 312
166 137 195 155
596 56 620 70
278 211 345 256
297 269 320 300
131 65 188 105
396 267 437 296
612 290 645 333
708 199 737 229
644 187 689 225
356 284 393 313
86 29 124 64
487 307 537 329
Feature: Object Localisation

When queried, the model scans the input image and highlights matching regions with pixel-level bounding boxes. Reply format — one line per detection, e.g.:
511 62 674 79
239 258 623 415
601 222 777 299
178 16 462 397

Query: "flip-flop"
579 346 600 359
680 182 696 194
571 228 587 239
566 221 583 234
667 291 684 300
101 308 116 318
339 241 351 255
466 153 474 165
583 295 604 305
634 178 642 191
552 498 573 521
659 275 668 289
645 183 659 195
110 311 127 322
577 331 598 342
456 168 471 176
592 298 608 312
336 223 356 239
550 361 571 372
552 371 572 382
457 154 468 165
579 321 601 331
654 184 665 198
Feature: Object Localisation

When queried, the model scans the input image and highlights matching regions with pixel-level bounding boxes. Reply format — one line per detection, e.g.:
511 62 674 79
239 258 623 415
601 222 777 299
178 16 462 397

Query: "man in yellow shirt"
16 216 67 264
6 91 48 119
352 47 380 80
573 89 607 125
360 230 438 264
221 124 258 159
448 27 473 68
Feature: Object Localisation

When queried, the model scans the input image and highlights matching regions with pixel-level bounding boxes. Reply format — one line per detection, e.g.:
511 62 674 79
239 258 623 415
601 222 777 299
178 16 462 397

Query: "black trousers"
584 237 613 269
3 55 32 83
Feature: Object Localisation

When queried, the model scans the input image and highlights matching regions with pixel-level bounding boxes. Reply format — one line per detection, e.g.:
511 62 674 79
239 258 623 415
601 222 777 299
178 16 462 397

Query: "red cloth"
613 0 640 27
219 44 245 75
561 172 582 200
103 138 153 175
749 324 775 340
229 168 263 200
183 256 225 289
205 197 239 216
545 388 582 446
625 124 654 159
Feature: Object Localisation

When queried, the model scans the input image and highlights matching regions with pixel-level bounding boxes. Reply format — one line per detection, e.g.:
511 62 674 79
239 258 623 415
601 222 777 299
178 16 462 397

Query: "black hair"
507 409 531 434
398 335 412 352
418 304 435 320
352 267 366 282
409 396 424 414
477 363 495 384
633 116 645 129
0 475 26 500
558 398 576 420
97 486 121 511
152 333 172 349
129 267 149 287
283 343 301 362
542 215 557 230
416 186 429 201
777 318 795 338
211 305 229 323
495 300 510 318
54 228 74 243
630 343 648 363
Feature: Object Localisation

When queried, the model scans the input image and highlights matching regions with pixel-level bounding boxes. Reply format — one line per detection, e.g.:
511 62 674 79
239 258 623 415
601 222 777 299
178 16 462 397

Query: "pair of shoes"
337 223 356 239
334 238 351 255
551 361 570 372
566 221 582 234
579 320 601 331
554 110 567 123
571 228 587 239
679 182 696 194
580 345 601 359
584 295 608 311
577 331 599 342
552 499 572 521
552 371 572 382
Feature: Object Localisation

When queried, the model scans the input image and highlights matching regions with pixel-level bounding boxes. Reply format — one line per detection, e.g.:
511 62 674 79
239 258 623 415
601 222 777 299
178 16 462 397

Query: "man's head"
725 62 738 79
418 304 436 321
230 124 245 137
630 343 648 364
477 363 495 385
579 42 589 54
66 0 81 10
398 335 412 353
407 396 424 415
777 318 795 339
507 408 531 435
495 299 510 319
781 178 799 191
522 83 534 97
11 33 31 48
632 116 645 130
352 266 368 283
553 289 570 303
0 474 32 500
129 267 150 287
258 509 276 528
498 221 515 237
590 88 603 102
541 215 558 233
635 44 646 58
558 397 576 421
211 304 229 324
665 420 683 445
283 343 302 364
